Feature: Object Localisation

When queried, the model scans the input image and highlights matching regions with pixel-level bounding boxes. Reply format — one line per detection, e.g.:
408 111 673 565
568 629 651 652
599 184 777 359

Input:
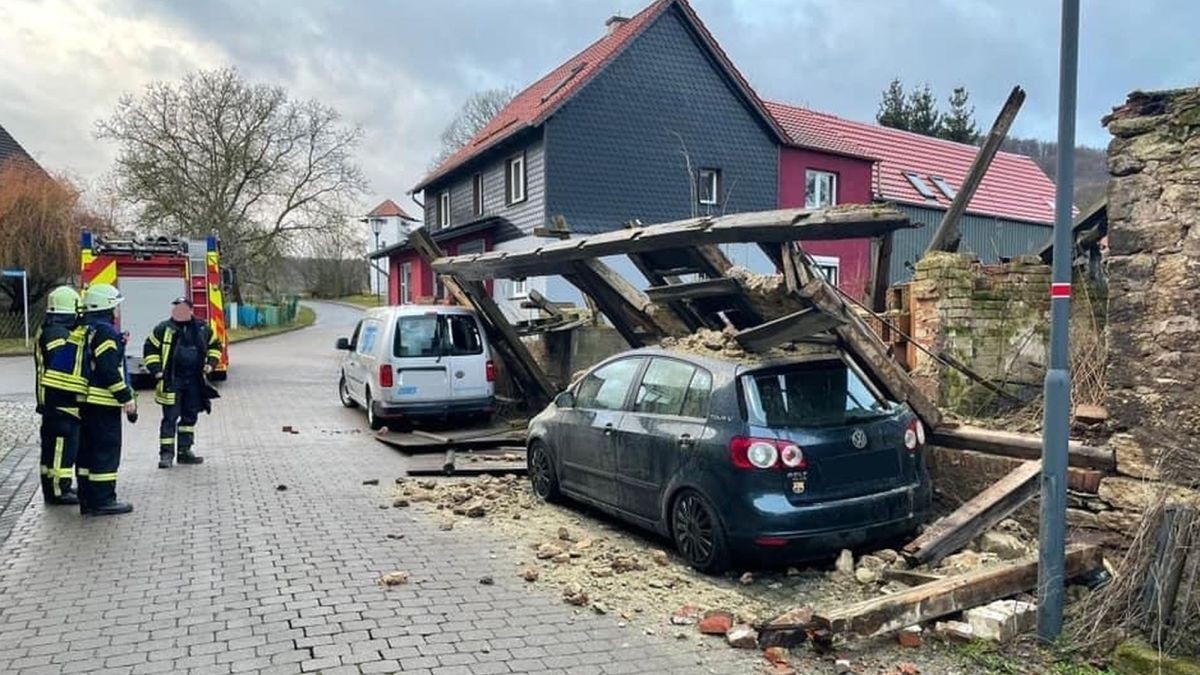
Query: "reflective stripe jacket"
33 315 89 411
143 319 222 406
83 315 134 407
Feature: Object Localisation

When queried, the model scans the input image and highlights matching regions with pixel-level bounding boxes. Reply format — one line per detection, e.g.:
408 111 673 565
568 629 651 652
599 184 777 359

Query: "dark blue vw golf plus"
527 346 931 573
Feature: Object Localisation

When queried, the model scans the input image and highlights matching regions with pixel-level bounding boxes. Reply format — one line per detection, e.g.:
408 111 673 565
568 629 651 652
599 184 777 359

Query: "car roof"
364 304 478 319
614 345 845 375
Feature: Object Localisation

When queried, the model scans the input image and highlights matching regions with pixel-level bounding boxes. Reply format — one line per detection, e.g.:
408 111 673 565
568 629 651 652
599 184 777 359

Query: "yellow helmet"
82 283 124 312
46 286 81 314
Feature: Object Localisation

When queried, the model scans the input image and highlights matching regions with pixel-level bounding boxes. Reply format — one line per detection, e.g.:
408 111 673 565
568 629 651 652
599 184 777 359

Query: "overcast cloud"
1 0 1196 219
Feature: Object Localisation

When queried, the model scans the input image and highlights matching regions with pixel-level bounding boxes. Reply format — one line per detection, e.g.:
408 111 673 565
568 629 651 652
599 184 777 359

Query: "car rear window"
741 360 891 428
444 315 482 355
394 315 440 357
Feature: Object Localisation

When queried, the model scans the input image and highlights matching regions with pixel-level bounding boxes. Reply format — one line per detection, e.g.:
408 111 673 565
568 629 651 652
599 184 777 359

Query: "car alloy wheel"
671 491 729 573
339 374 357 409
528 442 560 501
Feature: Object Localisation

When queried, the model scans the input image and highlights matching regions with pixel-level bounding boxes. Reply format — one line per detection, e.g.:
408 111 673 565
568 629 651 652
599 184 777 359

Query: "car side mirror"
335 337 351 351
554 391 575 408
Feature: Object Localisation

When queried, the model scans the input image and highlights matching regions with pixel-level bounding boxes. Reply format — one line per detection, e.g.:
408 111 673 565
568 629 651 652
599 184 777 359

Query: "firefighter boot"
158 452 173 469
177 449 204 465
86 500 134 516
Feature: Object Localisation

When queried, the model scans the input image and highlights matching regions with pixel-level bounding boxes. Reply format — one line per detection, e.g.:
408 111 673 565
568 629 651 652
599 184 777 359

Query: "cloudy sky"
1 0 1196 219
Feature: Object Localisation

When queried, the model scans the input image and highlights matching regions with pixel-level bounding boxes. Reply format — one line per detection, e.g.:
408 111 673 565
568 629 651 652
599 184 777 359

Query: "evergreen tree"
940 87 979 143
876 78 910 131
907 83 941 136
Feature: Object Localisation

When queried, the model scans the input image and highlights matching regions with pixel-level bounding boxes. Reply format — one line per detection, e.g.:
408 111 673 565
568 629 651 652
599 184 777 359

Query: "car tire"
339 373 358 409
365 390 384 431
527 441 561 502
670 490 731 574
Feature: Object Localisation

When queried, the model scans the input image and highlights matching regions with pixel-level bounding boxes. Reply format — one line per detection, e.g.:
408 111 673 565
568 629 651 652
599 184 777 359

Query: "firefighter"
143 297 222 469
33 286 88 505
78 283 135 516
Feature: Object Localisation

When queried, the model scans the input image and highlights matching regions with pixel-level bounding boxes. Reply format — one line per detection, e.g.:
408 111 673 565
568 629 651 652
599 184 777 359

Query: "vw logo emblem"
850 428 868 449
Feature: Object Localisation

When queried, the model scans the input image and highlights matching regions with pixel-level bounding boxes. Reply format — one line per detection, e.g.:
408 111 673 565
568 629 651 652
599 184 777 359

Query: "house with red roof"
379 0 1057 312
768 103 1058 297
360 199 418 298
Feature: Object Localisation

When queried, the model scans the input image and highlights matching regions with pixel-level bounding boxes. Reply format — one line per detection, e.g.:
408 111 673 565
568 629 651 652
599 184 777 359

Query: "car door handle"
679 434 694 448
603 423 614 436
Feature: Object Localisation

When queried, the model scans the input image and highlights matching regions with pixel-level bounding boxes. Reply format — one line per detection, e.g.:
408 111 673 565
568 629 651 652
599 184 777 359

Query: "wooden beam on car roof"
734 304 844 353
431 206 915 281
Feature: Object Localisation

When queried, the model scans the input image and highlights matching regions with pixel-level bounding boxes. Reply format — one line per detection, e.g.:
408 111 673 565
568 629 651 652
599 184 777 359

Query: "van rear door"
443 313 491 402
389 313 451 404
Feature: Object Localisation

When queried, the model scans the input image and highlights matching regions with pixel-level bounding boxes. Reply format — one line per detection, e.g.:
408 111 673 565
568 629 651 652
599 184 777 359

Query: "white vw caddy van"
336 305 496 430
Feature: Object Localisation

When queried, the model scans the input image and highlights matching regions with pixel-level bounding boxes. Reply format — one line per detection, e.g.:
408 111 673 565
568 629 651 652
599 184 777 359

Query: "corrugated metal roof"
765 102 1058 224
412 0 792 193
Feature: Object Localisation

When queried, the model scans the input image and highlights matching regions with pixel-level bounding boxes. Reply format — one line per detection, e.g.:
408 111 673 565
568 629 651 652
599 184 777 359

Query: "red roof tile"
413 0 790 193
765 102 1058 224
366 198 416 220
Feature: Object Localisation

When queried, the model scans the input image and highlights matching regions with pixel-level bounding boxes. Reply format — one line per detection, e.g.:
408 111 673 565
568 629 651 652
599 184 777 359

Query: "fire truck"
80 231 231 380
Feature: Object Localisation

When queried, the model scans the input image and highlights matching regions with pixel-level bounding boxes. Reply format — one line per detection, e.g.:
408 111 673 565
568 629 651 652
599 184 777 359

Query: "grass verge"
335 294 384 308
228 305 316 343
0 338 32 356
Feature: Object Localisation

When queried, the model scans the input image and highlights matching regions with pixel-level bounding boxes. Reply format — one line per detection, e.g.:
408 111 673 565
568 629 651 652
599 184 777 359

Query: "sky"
1 0 1196 221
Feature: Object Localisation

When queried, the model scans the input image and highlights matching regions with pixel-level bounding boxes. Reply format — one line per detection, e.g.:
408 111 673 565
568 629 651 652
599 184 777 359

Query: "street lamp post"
361 216 386 305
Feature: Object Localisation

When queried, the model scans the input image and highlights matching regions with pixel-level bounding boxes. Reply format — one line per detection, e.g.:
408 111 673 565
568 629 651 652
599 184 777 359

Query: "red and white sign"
1050 283 1072 299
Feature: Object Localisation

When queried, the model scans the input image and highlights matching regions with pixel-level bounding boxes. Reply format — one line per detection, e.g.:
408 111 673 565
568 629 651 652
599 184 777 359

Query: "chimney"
605 14 629 35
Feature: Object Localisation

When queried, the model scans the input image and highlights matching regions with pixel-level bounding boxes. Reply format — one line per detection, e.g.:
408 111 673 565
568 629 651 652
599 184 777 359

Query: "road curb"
323 300 372 311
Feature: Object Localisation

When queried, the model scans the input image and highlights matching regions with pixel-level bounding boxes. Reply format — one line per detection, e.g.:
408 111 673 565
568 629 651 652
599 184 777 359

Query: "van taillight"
904 420 926 452
730 436 806 470
485 360 495 382
379 364 394 388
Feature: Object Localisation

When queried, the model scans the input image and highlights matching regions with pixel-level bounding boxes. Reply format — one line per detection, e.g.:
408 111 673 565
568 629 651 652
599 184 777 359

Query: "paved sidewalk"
0 303 753 675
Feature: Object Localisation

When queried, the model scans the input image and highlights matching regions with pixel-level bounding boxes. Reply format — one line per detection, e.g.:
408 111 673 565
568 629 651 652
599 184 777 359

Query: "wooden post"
1142 505 1197 645
408 228 557 409
925 86 1026 254
869 232 894 314
562 258 671 346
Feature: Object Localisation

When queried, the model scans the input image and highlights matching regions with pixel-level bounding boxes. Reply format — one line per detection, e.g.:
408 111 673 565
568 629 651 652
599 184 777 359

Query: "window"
506 154 526 204
357 320 379 355
444 315 483 355
680 369 713 419
805 170 838 209
393 315 441 358
698 168 720 205
457 238 485 255
575 358 643 411
438 190 451 227
348 320 363 351
510 277 528 299
930 175 957 200
741 360 891 428
903 172 938 200
811 255 840 286
400 262 412 304
633 359 697 417
471 173 484 215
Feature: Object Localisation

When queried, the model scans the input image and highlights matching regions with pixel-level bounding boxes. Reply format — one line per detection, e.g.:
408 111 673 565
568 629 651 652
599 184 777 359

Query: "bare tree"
432 87 517 166
0 161 96 311
95 68 368 299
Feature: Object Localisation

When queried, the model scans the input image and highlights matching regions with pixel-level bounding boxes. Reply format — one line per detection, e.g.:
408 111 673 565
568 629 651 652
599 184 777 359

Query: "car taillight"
379 364 394 388
485 360 495 382
730 437 806 470
904 419 925 452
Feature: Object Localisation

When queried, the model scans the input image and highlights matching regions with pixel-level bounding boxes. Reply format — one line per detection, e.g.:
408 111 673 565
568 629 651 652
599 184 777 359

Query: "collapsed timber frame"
409 204 941 428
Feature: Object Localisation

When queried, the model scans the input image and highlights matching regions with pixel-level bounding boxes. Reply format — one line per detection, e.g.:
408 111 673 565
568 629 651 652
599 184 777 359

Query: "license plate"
396 385 418 395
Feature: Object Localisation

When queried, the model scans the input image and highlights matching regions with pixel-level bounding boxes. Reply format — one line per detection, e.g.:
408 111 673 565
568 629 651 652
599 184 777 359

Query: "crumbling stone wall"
1104 89 1200 487
904 252 1050 412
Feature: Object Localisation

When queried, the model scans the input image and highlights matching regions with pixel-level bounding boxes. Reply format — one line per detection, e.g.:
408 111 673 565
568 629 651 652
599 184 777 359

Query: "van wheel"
339 373 358 409
365 390 384 431
528 441 560 502
671 490 730 574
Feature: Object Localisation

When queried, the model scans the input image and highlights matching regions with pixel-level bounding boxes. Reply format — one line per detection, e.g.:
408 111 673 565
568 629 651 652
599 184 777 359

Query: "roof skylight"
904 172 938 200
930 176 957 200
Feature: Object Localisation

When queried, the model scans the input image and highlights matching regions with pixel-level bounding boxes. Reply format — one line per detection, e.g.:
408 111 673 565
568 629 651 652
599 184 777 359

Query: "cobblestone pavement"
0 303 757 675
0 398 39 547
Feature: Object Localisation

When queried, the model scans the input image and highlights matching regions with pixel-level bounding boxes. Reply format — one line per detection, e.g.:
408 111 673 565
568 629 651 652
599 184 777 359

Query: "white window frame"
698 168 720 206
438 190 450 228
400 262 412 304
510 277 528 299
805 169 838 209
811 255 840 287
506 154 526 205
471 173 484 215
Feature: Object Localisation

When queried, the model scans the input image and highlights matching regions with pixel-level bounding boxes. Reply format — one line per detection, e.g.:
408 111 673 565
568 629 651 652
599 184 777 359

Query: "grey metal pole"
1038 0 1080 643
21 272 29 347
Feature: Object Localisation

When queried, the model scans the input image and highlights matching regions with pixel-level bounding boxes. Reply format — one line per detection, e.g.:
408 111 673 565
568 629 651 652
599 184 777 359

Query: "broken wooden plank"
926 86 1026 254
930 424 1115 471
562 258 668 346
644 277 742 304
903 460 1042 567
868 231 894 314
1143 505 1196 645
432 206 916 281
810 544 1100 636
881 568 945 587
734 307 843 352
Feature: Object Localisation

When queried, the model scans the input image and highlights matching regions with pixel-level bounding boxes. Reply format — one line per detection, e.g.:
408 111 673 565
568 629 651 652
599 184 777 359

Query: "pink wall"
778 147 876 300
385 232 493 305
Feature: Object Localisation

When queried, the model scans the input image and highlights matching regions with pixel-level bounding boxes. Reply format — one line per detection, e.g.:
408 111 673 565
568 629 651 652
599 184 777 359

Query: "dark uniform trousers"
39 405 79 499
160 376 204 457
78 405 123 507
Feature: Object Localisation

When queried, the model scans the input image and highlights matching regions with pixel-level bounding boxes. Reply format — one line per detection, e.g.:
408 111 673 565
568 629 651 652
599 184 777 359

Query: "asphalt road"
0 302 751 675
